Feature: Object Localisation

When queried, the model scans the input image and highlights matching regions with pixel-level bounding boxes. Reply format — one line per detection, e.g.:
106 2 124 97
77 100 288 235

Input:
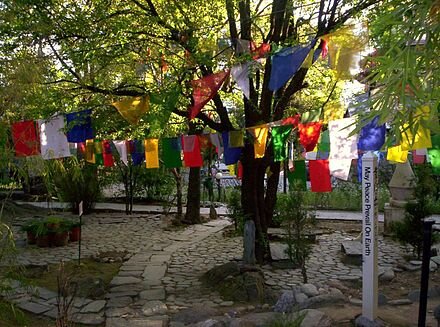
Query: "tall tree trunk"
183 167 202 224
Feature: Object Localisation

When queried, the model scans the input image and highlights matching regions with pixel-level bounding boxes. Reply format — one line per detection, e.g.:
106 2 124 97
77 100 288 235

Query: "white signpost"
361 152 379 321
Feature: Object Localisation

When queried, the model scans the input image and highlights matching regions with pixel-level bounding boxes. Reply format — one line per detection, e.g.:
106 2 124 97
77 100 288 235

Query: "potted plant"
51 224 69 247
45 216 64 231
35 221 50 247
21 219 40 245
68 220 82 242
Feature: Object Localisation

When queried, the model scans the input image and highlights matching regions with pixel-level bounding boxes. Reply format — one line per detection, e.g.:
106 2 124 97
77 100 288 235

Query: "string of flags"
7 106 440 194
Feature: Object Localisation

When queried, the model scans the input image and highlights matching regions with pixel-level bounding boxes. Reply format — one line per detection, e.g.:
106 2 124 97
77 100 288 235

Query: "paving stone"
43 308 59 319
150 254 172 263
80 300 106 313
142 300 168 316
32 287 58 300
301 284 319 297
110 284 144 293
71 312 105 325
140 288 166 300
107 317 167 327
110 276 142 286
106 296 133 308
388 299 413 305
105 307 137 318
106 290 139 299
143 265 168 280
17 301 51 314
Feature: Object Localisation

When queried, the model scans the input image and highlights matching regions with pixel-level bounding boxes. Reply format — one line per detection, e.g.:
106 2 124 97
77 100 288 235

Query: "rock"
301 284 319 297
17 301 51 314
209 205 218 220
410 260 422 266
201 262 241 285
388 299 413 306
142 300 168 316
354 315 385 327
110 276 142 286
349 298 362 306
105 307 137 318
107 317 167 327
430 261 438 272
294 292 308 304
71 312 105 325
80 300 106 313
408 289 420 302
106 296 132 308
243 221 256 265
32 287 57 300
298 290 346 310
140 288 166 301
431 256 440 265
341 240 362 257
299 309 332 327
234 312 281 327
273 291 295 313
434 304 440 320
194 318 226 327
172 305 221 325
220 301 234 307
379 269 395 282
270 243 289 261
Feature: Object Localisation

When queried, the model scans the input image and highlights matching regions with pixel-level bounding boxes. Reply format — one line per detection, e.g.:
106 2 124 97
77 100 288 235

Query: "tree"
0 0 378 262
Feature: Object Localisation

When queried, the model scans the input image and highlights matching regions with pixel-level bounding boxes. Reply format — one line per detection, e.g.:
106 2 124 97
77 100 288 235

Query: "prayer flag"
248 126 268 158
301 109 321 123
269 44 313 92
145 138 159 168
112 140 128 165
272 125 292 161
412 150 425 164
428 134 440 175
222 132 242 165
309 159 332 192
231 62 251 99
287 160 307 191
329 117 358 160
189 70 230 120
162 137 182 168
85 139 95 164
102 140 114 167
65 109 94 143
329 159 352 181
298 122 322 152
38 115 71 159
251 42 271 60
387 145 408 163
182 135 203 167
323 100 345 124
358 116 386 151
128 140 145 166
210 133 224 157
400 106 432 150
282 115 300 126
112 96 150 125
94 140 104 166
11 120 40 157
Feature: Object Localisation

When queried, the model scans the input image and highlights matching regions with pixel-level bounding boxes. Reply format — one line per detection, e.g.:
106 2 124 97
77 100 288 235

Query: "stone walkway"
5 210 414 326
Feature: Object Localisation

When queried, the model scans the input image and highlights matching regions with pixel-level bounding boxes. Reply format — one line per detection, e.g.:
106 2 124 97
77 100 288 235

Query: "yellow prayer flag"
250 126 269 159
112 96 149 125
144 138 159 168
387 145 408 163
85 139 95 164
227 165 236 176
323 99 345 124
400 106 432 151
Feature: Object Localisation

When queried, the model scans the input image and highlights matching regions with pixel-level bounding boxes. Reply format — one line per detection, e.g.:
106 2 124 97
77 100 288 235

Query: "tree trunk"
172 168 183 221
183 167 202 224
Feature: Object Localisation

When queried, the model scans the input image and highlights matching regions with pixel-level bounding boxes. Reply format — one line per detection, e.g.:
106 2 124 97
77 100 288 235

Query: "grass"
0 300 55 327
23 259 121 299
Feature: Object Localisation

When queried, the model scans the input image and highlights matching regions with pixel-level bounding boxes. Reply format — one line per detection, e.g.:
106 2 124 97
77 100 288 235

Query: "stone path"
5 209 415 326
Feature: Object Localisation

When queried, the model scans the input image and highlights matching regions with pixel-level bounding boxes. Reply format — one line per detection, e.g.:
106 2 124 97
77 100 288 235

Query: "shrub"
225 187 245 233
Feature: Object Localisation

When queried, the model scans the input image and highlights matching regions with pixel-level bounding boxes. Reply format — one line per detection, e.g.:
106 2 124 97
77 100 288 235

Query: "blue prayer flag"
358 116 386 151
222 132 242 165
65 109 94 143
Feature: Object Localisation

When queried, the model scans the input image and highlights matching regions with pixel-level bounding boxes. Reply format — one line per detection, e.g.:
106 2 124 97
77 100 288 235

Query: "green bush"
44 157 101 214
225 187 245 233
134 167 175 201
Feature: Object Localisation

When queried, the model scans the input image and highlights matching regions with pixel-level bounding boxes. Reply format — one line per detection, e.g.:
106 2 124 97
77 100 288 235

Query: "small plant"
267 312 306 327
276 181 316 283
56 261 77 327
225 187 245 232
391 164 438 259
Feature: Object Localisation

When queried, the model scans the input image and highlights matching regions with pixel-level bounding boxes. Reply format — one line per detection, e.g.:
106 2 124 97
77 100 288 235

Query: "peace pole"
361 152 378 321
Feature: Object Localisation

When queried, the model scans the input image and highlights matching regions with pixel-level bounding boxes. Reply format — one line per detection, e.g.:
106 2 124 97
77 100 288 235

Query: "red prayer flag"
250 42 271 60
102 140 115 167
237 161 243 180
412 150 425 164
189 70 230 120
282 115 300 127
298 122 322 152
182 135 203 167
309 159 332 192
11 120 40 157
321 39 328 58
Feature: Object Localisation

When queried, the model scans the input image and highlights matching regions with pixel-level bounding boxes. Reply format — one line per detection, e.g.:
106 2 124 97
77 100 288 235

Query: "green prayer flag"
272 125 292 161
94 140 104 166
317 130 330 152
287 160 307 191
162 137 182 168
428 134 440 175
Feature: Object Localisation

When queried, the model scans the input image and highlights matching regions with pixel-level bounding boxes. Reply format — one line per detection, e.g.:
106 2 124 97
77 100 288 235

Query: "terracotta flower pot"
69 227 81 242
52 232 69 247
27 231 36 245
36 235 50 247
